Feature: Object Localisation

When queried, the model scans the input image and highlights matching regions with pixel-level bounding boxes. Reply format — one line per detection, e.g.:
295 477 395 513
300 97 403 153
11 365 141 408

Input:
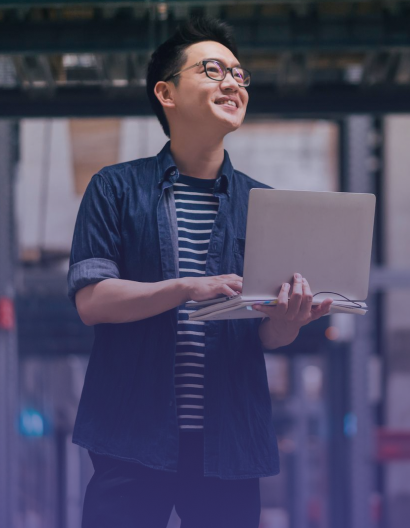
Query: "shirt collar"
156 141 233 197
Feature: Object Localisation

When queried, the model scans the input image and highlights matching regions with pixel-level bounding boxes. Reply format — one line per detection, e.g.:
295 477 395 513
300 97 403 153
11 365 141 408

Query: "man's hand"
254 273 333 350
183 274 243 302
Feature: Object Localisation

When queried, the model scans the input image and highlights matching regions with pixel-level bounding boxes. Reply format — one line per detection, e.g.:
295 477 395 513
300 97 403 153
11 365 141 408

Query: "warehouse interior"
1 1 410 528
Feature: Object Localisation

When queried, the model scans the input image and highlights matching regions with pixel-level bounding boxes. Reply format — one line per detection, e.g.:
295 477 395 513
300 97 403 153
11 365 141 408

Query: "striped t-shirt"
174 174 219 432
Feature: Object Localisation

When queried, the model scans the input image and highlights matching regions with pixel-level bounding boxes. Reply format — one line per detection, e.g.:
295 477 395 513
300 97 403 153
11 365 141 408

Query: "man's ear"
154 81 176 110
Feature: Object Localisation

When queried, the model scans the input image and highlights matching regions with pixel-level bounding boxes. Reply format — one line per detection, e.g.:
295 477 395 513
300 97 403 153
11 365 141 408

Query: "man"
68 17 332 528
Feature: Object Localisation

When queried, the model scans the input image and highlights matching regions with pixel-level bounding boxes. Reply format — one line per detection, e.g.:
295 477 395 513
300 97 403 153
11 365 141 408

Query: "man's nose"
219 71 239 90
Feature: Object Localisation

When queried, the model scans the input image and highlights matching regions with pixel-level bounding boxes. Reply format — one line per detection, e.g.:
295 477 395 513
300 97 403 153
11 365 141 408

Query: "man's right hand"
183 274 243 302
75 274 243 326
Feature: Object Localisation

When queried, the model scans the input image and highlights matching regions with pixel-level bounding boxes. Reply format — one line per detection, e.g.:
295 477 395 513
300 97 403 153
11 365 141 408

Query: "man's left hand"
254 273 333 350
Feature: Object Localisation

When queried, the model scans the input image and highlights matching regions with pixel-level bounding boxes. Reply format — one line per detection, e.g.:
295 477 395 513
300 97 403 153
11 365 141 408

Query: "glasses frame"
164 59 251 87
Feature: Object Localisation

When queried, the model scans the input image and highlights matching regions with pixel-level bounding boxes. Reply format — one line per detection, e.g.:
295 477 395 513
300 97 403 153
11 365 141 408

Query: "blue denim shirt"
68 141 280 479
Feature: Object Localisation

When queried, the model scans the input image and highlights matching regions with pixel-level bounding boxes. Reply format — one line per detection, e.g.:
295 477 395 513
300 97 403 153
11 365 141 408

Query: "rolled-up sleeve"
67 173 122 307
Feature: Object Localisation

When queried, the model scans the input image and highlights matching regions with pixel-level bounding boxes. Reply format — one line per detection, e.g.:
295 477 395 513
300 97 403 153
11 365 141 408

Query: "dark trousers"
82 431 261 528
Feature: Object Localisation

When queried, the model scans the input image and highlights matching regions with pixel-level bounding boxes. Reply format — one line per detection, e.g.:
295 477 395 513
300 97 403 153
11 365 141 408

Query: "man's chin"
221 120 243 134
212 106 244 127
214 114 243 132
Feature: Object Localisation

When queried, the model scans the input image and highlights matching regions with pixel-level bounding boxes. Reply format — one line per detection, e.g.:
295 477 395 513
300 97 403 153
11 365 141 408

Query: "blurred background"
0 1 410 527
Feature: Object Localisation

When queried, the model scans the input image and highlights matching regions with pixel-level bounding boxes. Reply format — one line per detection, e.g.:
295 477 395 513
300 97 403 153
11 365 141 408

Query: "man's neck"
170 136 224 180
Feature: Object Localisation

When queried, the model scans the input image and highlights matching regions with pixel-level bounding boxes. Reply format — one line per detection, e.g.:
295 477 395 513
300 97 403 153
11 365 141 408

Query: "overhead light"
157 2 168 21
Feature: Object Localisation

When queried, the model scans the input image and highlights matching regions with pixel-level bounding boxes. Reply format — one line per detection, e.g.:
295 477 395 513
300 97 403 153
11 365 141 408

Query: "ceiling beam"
2 84 410 117
1 0 404 5
1 7 410 54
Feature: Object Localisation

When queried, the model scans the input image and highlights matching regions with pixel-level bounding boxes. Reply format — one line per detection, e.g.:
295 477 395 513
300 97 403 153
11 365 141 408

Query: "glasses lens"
233 68 250 86
205 61 225 80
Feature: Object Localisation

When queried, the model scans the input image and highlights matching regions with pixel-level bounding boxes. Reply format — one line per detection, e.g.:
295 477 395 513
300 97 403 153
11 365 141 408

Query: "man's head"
146 17 249 139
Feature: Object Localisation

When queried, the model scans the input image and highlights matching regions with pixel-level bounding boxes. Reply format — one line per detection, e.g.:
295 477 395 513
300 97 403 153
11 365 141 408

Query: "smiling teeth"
216 99 236 107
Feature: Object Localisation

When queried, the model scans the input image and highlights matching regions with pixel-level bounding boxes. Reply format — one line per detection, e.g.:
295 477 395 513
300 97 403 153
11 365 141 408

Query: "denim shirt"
67 141 280 479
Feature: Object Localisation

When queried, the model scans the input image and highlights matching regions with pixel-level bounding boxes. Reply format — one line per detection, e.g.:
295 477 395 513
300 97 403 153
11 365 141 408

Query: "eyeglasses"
164 59 251 87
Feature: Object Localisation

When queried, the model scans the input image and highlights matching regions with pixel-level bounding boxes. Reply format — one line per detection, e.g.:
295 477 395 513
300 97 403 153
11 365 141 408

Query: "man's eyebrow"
202 58 242 68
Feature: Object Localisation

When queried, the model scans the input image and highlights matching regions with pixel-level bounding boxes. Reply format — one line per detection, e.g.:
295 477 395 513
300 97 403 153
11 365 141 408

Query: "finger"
227 280 243 293
319 298 333 312
299 278 313 319
276 282 290 316
252 304 274 318
311 299 333 320
286 273 303 319
221 285 237 297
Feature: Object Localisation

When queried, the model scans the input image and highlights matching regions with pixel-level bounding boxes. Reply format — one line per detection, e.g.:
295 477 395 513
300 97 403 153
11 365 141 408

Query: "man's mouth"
214 99 238 108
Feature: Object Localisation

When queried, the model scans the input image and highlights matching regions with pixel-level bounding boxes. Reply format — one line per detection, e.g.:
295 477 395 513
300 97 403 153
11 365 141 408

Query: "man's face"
167 40 249 135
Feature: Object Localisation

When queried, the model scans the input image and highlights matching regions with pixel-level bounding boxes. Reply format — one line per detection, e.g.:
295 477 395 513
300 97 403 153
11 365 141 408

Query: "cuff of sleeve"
67 258 120 307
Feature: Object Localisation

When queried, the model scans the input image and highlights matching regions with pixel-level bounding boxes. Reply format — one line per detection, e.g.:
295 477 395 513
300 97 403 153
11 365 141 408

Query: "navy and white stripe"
174 174 219 431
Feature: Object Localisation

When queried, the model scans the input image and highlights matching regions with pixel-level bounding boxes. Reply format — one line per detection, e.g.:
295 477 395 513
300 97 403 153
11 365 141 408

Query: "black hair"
146 17 239 138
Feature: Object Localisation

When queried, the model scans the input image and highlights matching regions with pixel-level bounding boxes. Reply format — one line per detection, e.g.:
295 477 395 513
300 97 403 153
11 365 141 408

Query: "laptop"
188 189 376 320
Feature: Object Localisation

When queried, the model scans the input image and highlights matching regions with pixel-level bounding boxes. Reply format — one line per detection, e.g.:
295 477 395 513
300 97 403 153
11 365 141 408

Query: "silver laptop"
188 189 376 320
243 189 376 302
